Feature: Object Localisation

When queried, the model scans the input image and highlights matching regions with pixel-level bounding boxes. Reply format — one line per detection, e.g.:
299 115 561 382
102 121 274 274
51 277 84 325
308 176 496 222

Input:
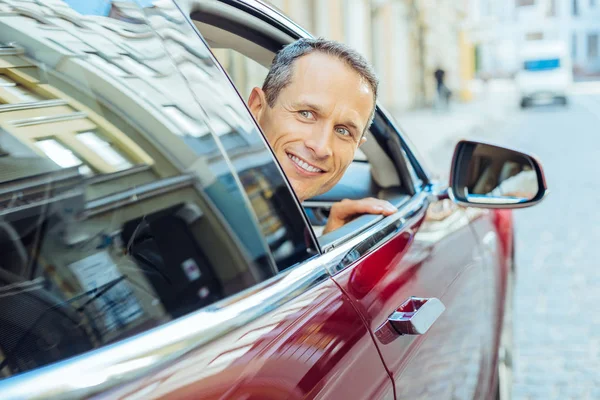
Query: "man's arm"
323 198 397 234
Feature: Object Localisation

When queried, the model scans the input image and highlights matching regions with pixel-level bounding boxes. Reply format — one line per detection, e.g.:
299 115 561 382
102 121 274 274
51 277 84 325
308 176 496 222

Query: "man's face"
248 52 374 202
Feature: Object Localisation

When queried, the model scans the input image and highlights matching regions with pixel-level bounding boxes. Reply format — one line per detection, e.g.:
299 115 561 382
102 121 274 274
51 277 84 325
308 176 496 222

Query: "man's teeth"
288 154 322 173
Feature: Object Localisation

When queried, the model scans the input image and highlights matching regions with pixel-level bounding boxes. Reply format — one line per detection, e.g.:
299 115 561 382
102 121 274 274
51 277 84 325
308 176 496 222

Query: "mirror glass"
452 142 542 206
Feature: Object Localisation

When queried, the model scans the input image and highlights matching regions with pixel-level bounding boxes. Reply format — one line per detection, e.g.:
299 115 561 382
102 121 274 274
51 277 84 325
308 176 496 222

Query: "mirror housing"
449 140 548 209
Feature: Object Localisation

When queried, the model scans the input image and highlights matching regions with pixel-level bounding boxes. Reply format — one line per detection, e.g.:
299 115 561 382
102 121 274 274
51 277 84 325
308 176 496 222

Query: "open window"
191 2 417 248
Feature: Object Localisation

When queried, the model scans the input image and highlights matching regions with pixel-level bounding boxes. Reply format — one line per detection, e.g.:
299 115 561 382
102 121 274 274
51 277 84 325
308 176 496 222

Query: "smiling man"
248 38 397 234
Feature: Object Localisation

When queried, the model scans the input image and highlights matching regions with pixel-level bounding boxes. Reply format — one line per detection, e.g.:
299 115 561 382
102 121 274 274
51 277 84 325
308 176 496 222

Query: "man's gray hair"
262 38 379 132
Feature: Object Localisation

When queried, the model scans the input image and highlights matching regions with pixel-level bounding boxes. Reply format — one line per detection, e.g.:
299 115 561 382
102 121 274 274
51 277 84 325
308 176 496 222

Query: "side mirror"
449 140 548 208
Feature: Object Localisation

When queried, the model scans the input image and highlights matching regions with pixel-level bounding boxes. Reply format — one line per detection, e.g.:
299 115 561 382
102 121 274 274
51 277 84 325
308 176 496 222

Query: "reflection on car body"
0 1 546 399
0 0 313 378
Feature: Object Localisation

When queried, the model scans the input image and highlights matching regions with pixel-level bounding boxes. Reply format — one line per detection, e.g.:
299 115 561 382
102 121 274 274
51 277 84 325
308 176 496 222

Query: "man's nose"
304 125 333 159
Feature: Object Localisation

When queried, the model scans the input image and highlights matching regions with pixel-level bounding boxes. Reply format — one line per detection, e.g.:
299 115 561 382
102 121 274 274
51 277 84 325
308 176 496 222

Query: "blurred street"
403 80 600 399
399 79 518 177
490 82 600 400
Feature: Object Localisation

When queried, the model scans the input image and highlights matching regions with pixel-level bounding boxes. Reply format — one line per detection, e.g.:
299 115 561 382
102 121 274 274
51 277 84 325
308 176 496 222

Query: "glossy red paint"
97 279 393 400
469 208 514 393
492 209 514 264
332 200 502 399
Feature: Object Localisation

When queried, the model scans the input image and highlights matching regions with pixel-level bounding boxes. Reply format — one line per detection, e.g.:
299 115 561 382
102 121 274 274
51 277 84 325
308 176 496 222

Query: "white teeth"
288 154 322 173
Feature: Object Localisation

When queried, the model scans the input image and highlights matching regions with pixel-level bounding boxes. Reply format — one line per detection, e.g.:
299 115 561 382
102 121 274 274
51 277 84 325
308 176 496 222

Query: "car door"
329 177 493 400
0 1 393 398
183 1 497 398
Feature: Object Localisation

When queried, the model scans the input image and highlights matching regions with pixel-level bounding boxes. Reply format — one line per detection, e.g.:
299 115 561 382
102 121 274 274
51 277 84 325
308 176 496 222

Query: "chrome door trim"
0 192 429 399
323 191 429 276
0 256 329 399
302 200 335 208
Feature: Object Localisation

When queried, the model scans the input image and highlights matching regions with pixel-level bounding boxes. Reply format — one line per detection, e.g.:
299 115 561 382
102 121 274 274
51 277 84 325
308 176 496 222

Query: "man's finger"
323 198 397 234
333 198 396 219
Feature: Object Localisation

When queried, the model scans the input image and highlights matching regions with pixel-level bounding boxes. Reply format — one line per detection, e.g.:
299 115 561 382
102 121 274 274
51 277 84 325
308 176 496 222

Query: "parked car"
0 1 547 399
516 40 572 108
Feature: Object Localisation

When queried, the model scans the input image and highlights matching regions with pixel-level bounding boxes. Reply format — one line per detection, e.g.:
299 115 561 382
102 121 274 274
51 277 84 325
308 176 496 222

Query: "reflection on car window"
0 0 315 380
212 48 269 101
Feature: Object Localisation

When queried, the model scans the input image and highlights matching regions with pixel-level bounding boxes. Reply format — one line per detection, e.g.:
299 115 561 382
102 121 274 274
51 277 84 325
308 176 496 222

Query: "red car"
0 1 547 399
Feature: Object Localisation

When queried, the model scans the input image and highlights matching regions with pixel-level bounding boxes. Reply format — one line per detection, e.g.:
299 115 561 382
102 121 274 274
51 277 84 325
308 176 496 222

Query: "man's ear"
248 87 267 122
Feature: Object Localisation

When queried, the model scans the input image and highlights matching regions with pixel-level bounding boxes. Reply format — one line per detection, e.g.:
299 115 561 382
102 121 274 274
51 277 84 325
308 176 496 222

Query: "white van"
515 41 573 108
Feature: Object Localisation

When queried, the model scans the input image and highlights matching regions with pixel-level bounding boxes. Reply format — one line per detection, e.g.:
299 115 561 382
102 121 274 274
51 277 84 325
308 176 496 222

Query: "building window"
588 34 599 60
2 84 43 103
87 54 128 77
591 0 596 7
76 131 133 171
163 106 209 137
0 75 14 85
573 0 579 15
548 0 556 16
572 33 578 58
517 0 535 5
119 55 157 77
35 139 93 176
526 32 545 41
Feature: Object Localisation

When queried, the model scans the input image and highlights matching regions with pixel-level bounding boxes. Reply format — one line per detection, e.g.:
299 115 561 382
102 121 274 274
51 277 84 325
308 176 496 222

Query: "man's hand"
323 198 397 234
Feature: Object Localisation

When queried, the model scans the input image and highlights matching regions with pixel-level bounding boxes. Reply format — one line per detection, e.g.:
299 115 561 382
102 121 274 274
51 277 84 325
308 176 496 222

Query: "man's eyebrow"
343 120 361 133
291 101 325 114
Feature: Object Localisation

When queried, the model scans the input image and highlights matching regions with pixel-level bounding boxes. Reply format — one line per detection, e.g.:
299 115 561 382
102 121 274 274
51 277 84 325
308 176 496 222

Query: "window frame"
0 0 321 388
190 0 431 192
188 0 434 247
0 1 436 396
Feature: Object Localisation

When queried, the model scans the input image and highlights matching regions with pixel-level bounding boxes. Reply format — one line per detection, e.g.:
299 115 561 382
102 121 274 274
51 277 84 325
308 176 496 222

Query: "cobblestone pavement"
420 83 600 399
479 87 600 400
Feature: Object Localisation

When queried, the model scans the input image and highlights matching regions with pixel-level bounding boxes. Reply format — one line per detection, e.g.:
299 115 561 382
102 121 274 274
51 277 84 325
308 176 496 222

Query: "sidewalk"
395 79 518 177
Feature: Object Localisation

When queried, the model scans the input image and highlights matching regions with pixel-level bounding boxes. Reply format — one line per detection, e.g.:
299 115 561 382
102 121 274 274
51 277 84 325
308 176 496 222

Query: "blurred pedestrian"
481 71 491 100
434 66 450 110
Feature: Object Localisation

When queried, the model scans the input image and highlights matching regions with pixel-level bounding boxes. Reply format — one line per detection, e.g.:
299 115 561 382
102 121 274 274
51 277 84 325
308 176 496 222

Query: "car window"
0 0 316 380
192 7 419 244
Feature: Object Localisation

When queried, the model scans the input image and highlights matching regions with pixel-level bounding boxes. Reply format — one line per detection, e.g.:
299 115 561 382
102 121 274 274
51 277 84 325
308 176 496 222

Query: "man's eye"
336 127 351 137
299 110 314 119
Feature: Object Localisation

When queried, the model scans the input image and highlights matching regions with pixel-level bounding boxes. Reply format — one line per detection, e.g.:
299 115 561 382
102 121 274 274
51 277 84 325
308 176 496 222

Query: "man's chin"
288 178 320 202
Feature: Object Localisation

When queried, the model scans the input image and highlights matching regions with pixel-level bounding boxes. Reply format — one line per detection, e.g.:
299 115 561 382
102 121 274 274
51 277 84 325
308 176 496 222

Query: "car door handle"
375 297 445 344
389 297 445 335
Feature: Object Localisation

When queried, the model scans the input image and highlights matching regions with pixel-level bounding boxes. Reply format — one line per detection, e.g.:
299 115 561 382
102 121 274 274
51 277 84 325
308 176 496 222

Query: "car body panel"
469 208 514 393
331 198 501 399
0 0 513 399
93 279 393 400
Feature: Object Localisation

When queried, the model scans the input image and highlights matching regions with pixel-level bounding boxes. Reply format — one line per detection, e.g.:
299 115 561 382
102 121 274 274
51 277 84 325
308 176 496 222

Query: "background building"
468 0 600 79
218 0 475 112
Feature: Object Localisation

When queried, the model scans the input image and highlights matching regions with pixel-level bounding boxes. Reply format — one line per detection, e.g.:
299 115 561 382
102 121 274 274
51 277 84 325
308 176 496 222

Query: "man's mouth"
286 152 324 174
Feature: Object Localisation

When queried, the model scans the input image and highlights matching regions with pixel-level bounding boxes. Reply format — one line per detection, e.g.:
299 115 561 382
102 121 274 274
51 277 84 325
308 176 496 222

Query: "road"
417 82 600 399
475 85 600 400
